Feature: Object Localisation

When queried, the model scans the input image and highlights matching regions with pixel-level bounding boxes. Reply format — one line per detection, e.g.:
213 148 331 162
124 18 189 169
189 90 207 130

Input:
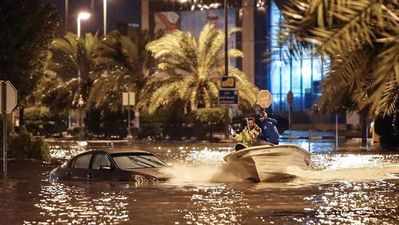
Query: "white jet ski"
223 144 311 182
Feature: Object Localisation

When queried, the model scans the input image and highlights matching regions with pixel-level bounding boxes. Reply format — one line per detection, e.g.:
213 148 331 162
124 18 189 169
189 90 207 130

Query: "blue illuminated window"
267 2 328 112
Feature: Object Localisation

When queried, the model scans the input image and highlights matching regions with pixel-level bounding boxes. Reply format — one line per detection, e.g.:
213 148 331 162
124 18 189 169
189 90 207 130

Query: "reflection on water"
308 181 399 224
48 141 88 160
2 142 399 225
27 183 129 225
281 140 335 154
181 185 247 225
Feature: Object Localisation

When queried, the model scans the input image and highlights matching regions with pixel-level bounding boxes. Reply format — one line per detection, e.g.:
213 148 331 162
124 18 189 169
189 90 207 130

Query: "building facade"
55 0 329 116
141 0 328 114
264 2 328 113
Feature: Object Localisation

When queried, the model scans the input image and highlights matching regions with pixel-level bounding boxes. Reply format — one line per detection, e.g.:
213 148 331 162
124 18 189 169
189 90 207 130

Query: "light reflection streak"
187 148 230 164
24 183 129 225
280 140 335 154
180 185 247 225
306 181 399 224
312 154 399 170
48 143 86 160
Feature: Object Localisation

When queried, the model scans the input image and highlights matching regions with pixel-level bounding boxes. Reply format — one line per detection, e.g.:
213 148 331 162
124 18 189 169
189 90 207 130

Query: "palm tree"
88 30 153 111
140 23 258 115
39 32 100 113
277 0 399 117
276 0 399 147
0 0 60 127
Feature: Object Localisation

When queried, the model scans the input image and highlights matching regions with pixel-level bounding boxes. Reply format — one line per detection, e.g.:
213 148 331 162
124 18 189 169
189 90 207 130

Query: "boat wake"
161 162 399 187
286 164 399 184
160 163 244 184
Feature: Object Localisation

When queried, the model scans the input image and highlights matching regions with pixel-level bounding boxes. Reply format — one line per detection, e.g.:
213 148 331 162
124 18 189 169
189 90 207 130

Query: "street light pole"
77 12 91 38
77 20 81 38
224 0 234 139
76 12 91 139
103 0 108 36
65 0 69 32
224 0 228 77
2 82 7 178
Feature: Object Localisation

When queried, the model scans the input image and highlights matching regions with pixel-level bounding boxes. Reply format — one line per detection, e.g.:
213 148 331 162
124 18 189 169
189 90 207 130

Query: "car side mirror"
100 165 112 170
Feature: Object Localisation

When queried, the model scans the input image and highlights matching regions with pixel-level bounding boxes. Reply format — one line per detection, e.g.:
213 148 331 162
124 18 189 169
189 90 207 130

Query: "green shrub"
31 137 50 161
9 130 31 160
24 106 68 136
9 129 50 161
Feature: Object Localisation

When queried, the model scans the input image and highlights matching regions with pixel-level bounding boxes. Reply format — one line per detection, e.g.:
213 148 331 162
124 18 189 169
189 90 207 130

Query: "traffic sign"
256 90 273 109
122 92 135 106
0 81 18 114
219 89 238 105
1 80 17 178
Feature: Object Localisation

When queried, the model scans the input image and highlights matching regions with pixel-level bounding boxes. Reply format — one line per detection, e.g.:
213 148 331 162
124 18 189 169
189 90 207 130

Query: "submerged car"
49 148 170 182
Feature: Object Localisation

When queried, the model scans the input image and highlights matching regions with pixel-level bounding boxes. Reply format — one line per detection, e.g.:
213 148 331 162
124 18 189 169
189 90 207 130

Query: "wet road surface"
1 140 399 225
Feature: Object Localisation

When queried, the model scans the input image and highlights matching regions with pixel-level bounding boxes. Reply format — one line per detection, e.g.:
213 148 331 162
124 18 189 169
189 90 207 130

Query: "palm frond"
148 81 182 114
319 48 373 112
278 0 399 117
374 80 399 116
143 23 258 115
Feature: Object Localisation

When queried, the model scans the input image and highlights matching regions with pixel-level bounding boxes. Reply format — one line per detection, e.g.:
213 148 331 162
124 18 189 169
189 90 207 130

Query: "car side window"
91 153 111 170
72 154 92 169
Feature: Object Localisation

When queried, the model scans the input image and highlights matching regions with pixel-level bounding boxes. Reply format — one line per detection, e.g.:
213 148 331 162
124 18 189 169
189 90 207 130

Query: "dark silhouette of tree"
0 0 61 126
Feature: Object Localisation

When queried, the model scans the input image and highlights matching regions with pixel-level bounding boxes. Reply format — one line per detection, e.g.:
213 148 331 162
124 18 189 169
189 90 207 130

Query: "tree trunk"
19 106 25 130
209 122 213 141
359 109 368 147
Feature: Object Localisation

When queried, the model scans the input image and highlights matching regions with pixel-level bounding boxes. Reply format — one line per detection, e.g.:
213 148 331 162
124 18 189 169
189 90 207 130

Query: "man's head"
246 117 256 129
258 111 268 122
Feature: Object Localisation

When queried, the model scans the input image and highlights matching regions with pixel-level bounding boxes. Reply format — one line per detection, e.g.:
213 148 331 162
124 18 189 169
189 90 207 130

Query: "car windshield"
112 153 167 169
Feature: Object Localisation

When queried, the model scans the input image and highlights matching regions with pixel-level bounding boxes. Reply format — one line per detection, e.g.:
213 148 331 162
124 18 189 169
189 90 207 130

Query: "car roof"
75 147 154 157
102 147 154 155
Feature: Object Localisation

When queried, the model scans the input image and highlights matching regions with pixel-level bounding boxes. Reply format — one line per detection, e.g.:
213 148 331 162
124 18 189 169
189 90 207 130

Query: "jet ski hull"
223 144 311 182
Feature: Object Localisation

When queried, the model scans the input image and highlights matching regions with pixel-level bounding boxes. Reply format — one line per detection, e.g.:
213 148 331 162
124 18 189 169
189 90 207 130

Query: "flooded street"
1 140 399 225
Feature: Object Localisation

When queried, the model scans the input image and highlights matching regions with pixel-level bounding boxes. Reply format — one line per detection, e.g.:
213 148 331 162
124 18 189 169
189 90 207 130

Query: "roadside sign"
221 76 236 89
256 90 273 109
1 80 17 178
219 89 238 105
122 92 136 141
0 81 17 114
122 92 135 106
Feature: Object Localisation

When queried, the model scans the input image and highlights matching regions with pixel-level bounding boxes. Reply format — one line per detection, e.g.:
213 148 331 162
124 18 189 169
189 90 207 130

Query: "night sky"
53 0 140 33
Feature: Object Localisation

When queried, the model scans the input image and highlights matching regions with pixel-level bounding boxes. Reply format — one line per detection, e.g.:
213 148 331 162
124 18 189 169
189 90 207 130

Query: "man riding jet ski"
226 91 310 182
231 116 279 151
253 90 280 144
232 90 280 149
255 110 280 145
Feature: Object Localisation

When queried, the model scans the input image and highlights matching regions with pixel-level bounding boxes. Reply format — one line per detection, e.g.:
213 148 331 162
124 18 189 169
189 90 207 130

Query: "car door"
69 153 93 181
89 152 115 181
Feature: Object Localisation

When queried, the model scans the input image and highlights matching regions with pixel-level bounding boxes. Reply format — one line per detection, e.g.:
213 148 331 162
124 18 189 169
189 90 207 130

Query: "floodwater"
1 140 399 225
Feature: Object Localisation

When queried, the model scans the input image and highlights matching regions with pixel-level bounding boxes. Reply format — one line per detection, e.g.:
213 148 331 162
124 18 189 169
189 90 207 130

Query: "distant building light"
128 23 140 28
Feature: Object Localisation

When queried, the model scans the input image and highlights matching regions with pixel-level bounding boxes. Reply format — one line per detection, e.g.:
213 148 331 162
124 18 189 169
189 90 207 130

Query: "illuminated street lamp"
77 11 91 38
